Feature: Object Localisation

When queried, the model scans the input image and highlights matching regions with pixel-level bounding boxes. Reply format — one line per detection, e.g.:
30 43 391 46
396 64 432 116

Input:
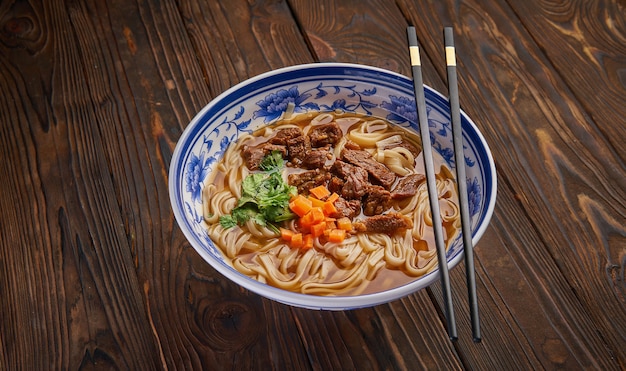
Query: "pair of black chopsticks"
407 26 481 343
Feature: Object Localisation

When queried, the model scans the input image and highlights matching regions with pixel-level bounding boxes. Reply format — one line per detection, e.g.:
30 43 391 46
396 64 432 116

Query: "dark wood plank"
177 0 314 96
502 0 626 353
396 0 626 368
0 0 307 369
291 296 462 370
508 0 626 160
0 0 162 368
91 0 315 368
288 0 414 75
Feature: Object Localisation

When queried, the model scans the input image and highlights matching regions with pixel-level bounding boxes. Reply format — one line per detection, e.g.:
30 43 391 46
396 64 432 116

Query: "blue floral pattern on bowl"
170 63 497 310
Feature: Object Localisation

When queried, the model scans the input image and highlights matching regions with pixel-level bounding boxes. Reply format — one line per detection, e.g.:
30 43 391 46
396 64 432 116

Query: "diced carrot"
336 217 352 231
300 207 325 228
310 222 326 238
326 192 340 204
323 201 337 216
302 234 314 250
291 233 303 248
310 207 325 224
299 212 312 229
289 195 312 217
309 185 331 200
280 227 294 241
328 229 346 243
307 195 325 208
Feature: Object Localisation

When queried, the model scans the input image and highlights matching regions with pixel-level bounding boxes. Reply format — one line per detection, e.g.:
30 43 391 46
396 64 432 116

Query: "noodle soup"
202 111 461 296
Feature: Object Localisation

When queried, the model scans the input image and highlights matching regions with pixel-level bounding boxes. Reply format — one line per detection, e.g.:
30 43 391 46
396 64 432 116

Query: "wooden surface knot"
0 2 40 49
3 16 32 36
198 299 263 351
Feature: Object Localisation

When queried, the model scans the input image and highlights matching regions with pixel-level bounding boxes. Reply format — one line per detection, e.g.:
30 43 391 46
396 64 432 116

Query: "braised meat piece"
285 135 310 166
331 160 356 178
301 147 330 169
329 197 362 219
341 149 396 189
288 169 330 195
353 212 413 235
309 122 343 147
269 128 311 166
269 128 303 145
343 171 370 200
362 185 391 216
242 143 287 170
391 173 426 199
327 176 345 195
331 160 369 199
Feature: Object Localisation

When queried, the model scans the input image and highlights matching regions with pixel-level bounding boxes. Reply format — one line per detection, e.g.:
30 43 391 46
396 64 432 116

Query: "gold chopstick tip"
446 46 456 66
409 46 421 66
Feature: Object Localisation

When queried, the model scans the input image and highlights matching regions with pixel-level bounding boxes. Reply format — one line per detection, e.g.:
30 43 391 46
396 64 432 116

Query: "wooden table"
1 0 624 369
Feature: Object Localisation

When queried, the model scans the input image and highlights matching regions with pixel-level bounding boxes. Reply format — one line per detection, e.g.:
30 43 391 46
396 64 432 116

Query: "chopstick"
406 26 457 342
444 27 481 343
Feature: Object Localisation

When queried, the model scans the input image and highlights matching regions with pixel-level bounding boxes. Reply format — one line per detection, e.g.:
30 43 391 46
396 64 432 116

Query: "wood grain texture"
397 0 626 368
508 0 626 160
177 0 313 97
287 0 414 73
92 0 313 368
503 1 626 343
1 0 625 369
0 1 161 368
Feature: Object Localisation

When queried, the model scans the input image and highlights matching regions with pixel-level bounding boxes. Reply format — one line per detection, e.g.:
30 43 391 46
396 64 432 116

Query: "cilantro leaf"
259 150 284 172
221 151 297 230
219 215 237 229
241 173 266 199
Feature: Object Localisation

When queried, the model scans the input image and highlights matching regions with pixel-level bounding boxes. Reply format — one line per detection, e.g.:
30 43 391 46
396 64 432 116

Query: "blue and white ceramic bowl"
169 63 497 310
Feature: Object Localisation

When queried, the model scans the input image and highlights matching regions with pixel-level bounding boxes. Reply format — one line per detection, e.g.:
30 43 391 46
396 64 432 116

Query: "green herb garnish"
259 150 284 172
220 151 296 232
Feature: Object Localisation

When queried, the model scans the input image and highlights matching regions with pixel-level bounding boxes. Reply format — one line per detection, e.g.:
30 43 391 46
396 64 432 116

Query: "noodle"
203 111 461 296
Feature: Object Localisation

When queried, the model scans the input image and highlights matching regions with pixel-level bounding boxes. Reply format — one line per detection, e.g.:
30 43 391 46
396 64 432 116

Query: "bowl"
169 63 497 310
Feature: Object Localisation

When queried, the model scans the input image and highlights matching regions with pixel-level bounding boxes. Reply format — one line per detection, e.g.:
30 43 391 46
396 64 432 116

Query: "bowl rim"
169 62 497 310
